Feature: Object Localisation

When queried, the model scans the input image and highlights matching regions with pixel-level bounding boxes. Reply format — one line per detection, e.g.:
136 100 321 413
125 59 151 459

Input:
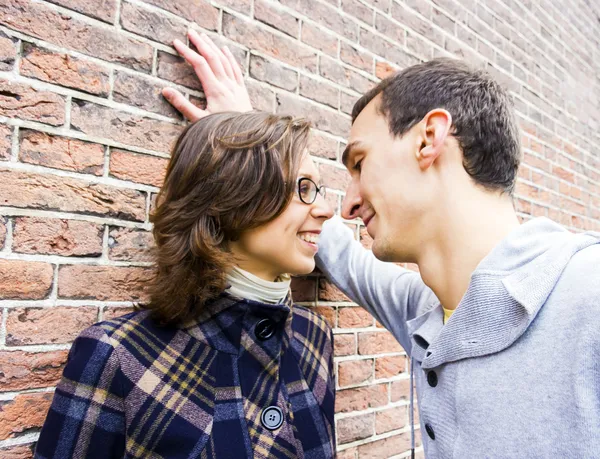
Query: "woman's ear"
416 109 452 171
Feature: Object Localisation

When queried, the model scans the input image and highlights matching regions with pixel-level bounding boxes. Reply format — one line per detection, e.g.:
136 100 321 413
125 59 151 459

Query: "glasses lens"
299 178 317 204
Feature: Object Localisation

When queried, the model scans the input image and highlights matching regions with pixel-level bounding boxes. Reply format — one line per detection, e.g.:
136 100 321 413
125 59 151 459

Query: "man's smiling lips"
362 212 375 228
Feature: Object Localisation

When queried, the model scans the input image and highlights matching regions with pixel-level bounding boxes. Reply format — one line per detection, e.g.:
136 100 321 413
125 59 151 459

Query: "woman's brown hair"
141 111 311 325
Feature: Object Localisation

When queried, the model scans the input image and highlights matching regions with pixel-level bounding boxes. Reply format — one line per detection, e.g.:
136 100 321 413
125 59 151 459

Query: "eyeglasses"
297 177 326 205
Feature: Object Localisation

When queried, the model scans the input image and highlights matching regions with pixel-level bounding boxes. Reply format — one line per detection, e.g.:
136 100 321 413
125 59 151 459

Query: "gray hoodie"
316 216 600 458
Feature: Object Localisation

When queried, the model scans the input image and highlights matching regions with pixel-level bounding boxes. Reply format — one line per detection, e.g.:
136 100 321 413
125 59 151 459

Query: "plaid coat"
35 294 336 458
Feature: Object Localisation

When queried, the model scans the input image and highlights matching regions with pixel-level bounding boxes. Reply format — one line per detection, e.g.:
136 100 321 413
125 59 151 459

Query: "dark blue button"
255 318 275 341
261 406 284 430
425 423 435 440
427 370 438 387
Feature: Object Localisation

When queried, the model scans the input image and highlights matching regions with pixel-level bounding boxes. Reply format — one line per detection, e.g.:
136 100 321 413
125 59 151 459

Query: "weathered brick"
291 276 317 301
19 130 104 175
277 93 350 137
109 149 168 187
374 14 406 45
375 355 407 378
13 217 103 256
299 76 339 109
406 31 434 60
390 378 410 402
357 432 412 458
103 306 136 320
246 79 276 112
0 30 17 71
216 0 252 15
358 331 403 354
339 307 373 328
334 333 356 356
0 123 12 160
0 0 153 71
157 51 203 91
359 29 414 67
391 2 444 47
0 444 35 458
46 0 117 23
254 0 299 38
319 277 351 301
336 384 388 413
223 13 317 72
313 306 336 328
338 359 373 387
307 131 337 160
250 55 298 92
70 100 183 153
342 0 374 25
340 91 357 116
337 448 358 459
340 43 373 72
375 405 407 434
108 227 154 262
120 1 187 46
319 162 351 191
360 226 373 249
141 0 218 28
0 80 65 126
113 71 181 118
0 260 53 300
364 0 391 13
319 56 375 93
0 217 6 250
0 350 67 392
0 169 146 221
300 22 338 57
58 265 152 301
20 43 110 97
337 413 375 444
0 392 53 440
6 306 98 345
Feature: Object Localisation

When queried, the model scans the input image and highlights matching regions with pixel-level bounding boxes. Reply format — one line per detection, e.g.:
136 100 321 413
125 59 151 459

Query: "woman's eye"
300 185 310 194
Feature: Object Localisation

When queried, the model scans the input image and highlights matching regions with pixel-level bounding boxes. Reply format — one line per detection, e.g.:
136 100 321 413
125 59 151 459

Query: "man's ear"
415 109 452 171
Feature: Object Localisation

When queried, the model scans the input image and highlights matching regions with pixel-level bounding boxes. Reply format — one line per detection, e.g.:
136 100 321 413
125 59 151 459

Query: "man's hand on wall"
162 29 253 121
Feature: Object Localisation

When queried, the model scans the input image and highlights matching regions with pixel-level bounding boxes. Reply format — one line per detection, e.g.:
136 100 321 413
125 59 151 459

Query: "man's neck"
416 192 520 311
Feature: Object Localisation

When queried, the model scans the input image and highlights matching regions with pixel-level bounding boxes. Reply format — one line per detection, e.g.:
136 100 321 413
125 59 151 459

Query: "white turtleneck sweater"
225 266 291 304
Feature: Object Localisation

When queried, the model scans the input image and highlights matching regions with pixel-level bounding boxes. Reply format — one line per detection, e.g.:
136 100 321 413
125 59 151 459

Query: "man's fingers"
223 46 244 84
162 87 206 122
188 30 227 80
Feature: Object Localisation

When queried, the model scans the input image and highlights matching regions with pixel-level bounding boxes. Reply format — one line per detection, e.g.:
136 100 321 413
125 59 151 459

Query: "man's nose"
341 180 362 220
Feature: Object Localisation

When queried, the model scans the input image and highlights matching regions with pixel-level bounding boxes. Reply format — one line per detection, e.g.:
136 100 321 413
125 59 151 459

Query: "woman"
35 111 336 458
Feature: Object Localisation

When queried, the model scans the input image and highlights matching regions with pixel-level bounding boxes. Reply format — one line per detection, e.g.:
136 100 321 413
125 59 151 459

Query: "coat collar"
407 218 599 369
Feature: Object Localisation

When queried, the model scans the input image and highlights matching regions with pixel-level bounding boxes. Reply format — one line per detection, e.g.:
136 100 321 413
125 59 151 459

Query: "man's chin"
372 239 395 262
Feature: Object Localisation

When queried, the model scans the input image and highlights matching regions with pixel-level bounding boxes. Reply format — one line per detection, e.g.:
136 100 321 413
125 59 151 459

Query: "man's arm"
317 218 436 352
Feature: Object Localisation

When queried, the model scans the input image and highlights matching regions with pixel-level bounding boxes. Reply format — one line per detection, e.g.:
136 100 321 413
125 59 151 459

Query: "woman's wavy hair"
141 111 311 325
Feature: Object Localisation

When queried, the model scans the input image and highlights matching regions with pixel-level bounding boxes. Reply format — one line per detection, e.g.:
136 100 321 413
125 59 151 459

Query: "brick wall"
0 0 599 457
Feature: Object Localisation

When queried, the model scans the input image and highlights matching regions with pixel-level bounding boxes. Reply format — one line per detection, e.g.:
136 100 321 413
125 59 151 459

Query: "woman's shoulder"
291 305 334 342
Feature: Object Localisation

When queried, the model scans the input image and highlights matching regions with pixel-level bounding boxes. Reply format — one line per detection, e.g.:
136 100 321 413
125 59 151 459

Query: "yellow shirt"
443 306 454 324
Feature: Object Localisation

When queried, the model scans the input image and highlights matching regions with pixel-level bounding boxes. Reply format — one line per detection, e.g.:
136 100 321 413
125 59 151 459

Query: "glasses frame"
297 177 326 205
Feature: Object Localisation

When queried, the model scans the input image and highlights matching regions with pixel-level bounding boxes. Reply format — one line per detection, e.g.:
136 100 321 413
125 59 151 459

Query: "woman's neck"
225 266 291 304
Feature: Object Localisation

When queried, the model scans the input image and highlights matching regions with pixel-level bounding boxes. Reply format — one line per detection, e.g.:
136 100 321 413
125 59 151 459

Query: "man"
163 30 600 458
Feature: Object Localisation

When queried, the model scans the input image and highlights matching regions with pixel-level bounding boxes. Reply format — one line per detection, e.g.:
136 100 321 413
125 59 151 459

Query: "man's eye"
354 159 363 172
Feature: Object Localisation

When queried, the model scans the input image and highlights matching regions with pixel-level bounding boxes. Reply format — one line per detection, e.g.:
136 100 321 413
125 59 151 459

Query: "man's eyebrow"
341 141 360 168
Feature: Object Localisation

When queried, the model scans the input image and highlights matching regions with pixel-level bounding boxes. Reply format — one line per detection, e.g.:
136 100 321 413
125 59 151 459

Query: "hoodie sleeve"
316 216 436 353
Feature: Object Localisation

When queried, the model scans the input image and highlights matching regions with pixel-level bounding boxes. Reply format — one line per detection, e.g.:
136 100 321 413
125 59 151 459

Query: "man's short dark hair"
352 58 521 195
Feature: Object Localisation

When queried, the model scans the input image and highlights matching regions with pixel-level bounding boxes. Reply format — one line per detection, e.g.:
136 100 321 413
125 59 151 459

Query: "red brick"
335 384 388 413
0 30 17 71
13 217 103 256
299 76 339 109
157 51 202 91
391 3 443 46
0 0 153 71
337 448 357 459
334 333 356 356
338 359 373 387
375 405 407 434
357 432 412 458
342 0 374 25
0 169 146 222
319 162 351 192
6 306 97 345
0 80 65 126
212 0 250 15
307 131 337 161
340 91 358 116
250 55 298 92
70 100 183 153
291 276 317 301
0 217 6 250
0 392 53 440
0 123 11 160
0 260 53 300
406 31 434 59
19 130 104 175
46 0 117 23
319 56 375 94
313 306 336 328
246 79 276 112
58 265 152 301
108 227 153 262
223 13 317 72
359 29 415 67
20 43 110 97
142 0 218 28
254 0 299 38
339 307 373 328
113 71 180 118
300 22 338 57
338 413 374 444
0 350 68 392
340 43 373 72
109 149 168 187
103 306 136 320
277 93 350 138
0 444 35 459
390 378 411 402
358 331 403 354
319 278 351 302
375 355 407 379
120 1 186 46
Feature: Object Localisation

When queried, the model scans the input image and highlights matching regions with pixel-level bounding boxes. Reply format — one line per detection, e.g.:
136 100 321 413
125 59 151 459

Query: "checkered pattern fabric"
35 293 335 458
